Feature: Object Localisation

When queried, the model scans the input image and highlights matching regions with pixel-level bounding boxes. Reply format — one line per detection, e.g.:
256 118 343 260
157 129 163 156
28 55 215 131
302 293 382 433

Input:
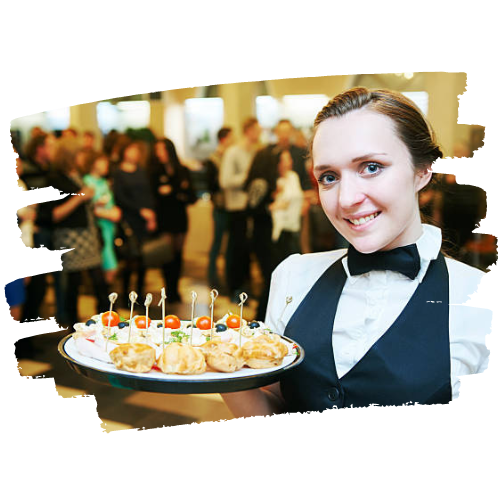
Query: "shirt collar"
342 224 442 284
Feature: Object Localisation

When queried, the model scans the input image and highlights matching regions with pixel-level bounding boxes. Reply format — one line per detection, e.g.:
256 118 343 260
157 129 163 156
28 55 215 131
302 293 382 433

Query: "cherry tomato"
101 311 120 327
134 315 151 329
226 314 241 329
196 316 212 330
164 314 181 330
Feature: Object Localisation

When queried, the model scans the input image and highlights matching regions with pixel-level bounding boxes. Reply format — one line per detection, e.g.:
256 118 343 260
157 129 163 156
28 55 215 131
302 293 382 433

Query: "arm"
94 205 122 223
222 257 299 417
221 383 287 418
52 186 93 224
219 147 249 189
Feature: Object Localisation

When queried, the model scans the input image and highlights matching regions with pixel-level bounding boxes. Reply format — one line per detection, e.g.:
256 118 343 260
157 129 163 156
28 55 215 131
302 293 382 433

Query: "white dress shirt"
271 170 304 241
218 143 255 211
266 224 491 400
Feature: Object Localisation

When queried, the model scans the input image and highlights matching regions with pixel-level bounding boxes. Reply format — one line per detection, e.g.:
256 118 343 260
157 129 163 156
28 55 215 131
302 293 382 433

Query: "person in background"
113 141 156 303
7 151 37 322
83 152 122 285
437 142 487 258
271 119 312 192
82 131 96 152
269 149 304 265
13 148 37 254
22 132 54 189
205 126 234 289
41 137 108 329
149 138 196 304
21 132 57 322
219 117 262 303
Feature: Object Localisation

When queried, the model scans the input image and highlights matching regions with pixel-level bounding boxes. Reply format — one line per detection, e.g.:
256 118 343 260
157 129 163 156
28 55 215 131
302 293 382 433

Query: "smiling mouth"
345 211 381 226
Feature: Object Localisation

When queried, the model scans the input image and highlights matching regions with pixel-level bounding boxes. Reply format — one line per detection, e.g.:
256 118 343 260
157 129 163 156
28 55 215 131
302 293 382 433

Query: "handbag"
114 220 142 260
141 233 174 268
114 219 174 267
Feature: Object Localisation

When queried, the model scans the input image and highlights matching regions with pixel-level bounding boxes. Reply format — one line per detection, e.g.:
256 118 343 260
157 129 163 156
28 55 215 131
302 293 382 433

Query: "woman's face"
94 157 109 177
124 144 140 164
312 108 431 253
154 141 169 163
278 150 293 176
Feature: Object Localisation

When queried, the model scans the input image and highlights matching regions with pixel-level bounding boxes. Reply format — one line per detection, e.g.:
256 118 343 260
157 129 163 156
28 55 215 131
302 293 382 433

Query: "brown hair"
52 137 81 173
312 87 443 171
242 117 259 134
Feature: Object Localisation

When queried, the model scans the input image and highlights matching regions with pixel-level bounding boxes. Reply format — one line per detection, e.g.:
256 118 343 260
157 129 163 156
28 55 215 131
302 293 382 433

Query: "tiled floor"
15 252 262 432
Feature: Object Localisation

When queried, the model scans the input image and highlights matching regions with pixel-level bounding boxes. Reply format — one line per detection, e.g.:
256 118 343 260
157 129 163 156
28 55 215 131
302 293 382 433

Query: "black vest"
280 252 451 412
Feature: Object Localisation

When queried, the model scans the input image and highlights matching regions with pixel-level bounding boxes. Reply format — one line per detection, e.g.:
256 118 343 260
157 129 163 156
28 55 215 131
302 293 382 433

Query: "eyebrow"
313 152 388 173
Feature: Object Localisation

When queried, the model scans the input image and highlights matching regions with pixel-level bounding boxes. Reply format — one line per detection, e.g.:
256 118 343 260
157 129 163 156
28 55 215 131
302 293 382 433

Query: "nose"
338 175 365 210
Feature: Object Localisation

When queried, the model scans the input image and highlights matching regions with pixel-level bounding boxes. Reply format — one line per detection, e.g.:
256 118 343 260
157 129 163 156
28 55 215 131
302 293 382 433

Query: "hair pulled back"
313 87 443 171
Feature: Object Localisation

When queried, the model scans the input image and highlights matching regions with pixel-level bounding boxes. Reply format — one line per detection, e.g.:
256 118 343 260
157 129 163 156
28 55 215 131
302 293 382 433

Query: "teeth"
348 213 379 225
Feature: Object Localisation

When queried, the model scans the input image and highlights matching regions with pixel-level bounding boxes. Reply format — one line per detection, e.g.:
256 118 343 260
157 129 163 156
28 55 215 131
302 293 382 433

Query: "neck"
382 212 424 251
121 161 137 172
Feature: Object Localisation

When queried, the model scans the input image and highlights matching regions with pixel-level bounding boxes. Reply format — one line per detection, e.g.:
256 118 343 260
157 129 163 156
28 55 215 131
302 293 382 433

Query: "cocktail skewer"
209 289 219 341
238 292 248 347
158 288 167 350
127 291 138 343
105 292 118 351
190 291 197 346
144 293 153 336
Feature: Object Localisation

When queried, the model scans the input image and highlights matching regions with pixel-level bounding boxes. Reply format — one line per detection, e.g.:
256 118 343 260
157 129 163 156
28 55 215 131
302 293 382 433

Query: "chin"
341 231 392 254
350 241 384 254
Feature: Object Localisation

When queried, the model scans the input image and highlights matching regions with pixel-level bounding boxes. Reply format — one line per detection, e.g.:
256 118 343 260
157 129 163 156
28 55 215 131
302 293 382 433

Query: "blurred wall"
63 72 472 161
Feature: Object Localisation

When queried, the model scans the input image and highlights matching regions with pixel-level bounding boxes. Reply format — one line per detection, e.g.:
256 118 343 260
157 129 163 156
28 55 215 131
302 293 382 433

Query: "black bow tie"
347 243 421 280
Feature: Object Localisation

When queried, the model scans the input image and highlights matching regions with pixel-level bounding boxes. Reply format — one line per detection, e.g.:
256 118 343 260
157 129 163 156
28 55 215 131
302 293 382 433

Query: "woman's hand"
140 208 157 232
52 190 92 223
79 185 95 199
158 184 173 196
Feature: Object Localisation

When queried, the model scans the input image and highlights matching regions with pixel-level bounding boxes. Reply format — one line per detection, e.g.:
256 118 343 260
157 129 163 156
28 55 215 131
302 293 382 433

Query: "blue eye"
317 172 338 186
361 162 383 176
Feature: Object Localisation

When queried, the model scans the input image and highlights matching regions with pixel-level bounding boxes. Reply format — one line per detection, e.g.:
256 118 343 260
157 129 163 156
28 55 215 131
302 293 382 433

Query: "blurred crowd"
6 119 495 330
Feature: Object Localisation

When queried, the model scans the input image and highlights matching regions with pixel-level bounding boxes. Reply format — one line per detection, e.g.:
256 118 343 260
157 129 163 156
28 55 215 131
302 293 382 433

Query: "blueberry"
85 319 96 326
185 324 192 329
248 321 260 329
156 323 163 328
118 322 128 329
216 324 228 332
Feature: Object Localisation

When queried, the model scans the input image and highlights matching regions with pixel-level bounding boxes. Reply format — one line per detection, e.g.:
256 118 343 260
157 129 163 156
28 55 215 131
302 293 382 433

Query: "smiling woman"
221 87 490 417
312 108 432 253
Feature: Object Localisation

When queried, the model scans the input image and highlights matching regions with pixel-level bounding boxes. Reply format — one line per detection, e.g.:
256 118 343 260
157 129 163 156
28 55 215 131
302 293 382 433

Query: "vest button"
328 387 340 401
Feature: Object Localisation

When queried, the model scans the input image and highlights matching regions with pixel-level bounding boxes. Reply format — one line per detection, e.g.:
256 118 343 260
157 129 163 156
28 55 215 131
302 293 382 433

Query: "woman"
83 152 122 285
149 138 196 304
7 151 37 322
222 87 490 416
269 148 304 264
113 141 156 302
43 138 109 329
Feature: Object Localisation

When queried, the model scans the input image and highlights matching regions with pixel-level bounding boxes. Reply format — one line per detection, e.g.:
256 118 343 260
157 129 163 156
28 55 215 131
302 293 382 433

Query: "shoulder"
445 256 486 304
225 144 240 156
273 249 347 294
273 249 347 282
267 249 347 329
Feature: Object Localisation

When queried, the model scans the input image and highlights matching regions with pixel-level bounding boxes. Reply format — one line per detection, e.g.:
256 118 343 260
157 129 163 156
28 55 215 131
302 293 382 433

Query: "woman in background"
6 151 37 321
42 138 108 329
269 148 304 265
113 141 156 303
149 138 196 304
83 152 122 285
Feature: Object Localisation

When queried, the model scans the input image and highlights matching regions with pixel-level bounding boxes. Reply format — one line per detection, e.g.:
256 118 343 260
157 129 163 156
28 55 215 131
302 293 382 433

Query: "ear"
414 164 433 192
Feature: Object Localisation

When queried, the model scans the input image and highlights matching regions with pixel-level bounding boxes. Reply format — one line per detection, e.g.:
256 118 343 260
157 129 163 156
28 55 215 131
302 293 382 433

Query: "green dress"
83 175 118 271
